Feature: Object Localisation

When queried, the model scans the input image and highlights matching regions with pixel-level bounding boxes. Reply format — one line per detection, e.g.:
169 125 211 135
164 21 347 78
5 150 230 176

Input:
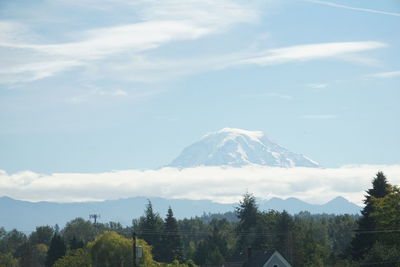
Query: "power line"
134 228 400 236
360 259 400 266
5 226 400 237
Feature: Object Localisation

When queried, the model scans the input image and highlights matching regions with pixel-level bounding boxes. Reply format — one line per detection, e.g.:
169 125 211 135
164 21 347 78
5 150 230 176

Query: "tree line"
0 171 399 266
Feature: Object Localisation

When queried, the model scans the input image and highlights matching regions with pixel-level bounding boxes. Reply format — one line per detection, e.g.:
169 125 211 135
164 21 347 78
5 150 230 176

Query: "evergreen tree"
69 236 84 250
193 221 228 266
351 171 390 260
29 226 54 246
275 211 294 261
235 192 259 250
45 233 66 267
18 241 36 267
0 229 27 255
159 207 183 263
136 200 163 260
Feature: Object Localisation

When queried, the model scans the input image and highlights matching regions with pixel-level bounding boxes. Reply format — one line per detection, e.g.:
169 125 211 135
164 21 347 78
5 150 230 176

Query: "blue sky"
0 0 399 174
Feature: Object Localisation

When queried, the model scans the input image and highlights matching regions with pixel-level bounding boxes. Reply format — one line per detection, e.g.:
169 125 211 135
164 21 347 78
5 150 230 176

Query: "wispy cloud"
0 0 259 84
1 22 213 59
0 0 389 87
0 0 388 88
238 41 386 66
0 60 85 83
0 21 211 82
1 165 399 205
366 70 400 79
243 92 293 100
1 39 385 85
308 83 328 89
72 41 387 84
98 89 128 96
306 0 400 17
66 86 142 104
302 114 337 119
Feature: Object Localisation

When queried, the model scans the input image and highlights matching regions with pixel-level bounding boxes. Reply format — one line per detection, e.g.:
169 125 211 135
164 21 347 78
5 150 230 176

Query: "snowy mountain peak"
212 128 264 140
168 128 319 168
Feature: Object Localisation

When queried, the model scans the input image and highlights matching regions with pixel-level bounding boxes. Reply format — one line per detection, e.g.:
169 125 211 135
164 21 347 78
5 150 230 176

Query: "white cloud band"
1 165 399 205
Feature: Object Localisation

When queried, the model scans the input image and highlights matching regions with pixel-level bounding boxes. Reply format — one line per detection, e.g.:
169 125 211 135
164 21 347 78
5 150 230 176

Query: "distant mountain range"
0 196 360 231
168 128 319 168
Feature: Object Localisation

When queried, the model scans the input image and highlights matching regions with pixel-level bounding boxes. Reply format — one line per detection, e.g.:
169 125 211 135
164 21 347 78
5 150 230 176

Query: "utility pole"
288 230 293 265
133 231 137 267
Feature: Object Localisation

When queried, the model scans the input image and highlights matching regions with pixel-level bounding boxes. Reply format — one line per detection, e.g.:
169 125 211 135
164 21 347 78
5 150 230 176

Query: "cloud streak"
0 21 211 82
49 40 387 85
366 70 400 79
1 165 399 205
307 0 400 17
308 83 328 89
238 41 386 66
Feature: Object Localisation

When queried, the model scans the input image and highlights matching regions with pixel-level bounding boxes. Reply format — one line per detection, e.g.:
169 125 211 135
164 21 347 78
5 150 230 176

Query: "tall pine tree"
45 233 66 267
136 200 163 260
275 211 294 261
351 171 390 260
235 192 259 250
159 207 183 263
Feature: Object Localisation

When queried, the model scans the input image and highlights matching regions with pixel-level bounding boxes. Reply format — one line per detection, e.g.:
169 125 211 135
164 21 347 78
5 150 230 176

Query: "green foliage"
357 185 400 266
362 241 400 267
351 172 390 260
159 207 183 263
0 229 27 255
290 214 330 266
0 252 19 267
327 214 357 257
35 244 49 266
87 231 132 267
371 186 400 245
45 233 66 267
178 218 207 260
100 221 132 238
18 242 48 267
193 219 234 266
30 226 54 246
135 200 164 260
62 218 97 246
274 211 294 259
53 248 92 267
136 238 154 267
235 192 258 249
69 236 84 250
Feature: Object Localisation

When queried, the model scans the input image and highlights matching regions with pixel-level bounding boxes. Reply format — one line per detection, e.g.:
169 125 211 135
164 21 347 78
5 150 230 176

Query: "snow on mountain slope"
168 128 319 168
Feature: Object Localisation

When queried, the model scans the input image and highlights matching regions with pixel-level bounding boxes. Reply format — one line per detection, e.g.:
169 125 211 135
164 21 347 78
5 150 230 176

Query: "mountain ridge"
0 195 360 231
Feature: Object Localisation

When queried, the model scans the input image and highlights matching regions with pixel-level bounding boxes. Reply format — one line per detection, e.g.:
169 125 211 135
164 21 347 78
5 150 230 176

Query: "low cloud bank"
1 165 399 205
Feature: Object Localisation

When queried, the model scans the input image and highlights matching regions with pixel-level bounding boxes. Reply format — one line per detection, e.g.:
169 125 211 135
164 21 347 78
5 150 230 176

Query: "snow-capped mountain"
168 128 319 168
